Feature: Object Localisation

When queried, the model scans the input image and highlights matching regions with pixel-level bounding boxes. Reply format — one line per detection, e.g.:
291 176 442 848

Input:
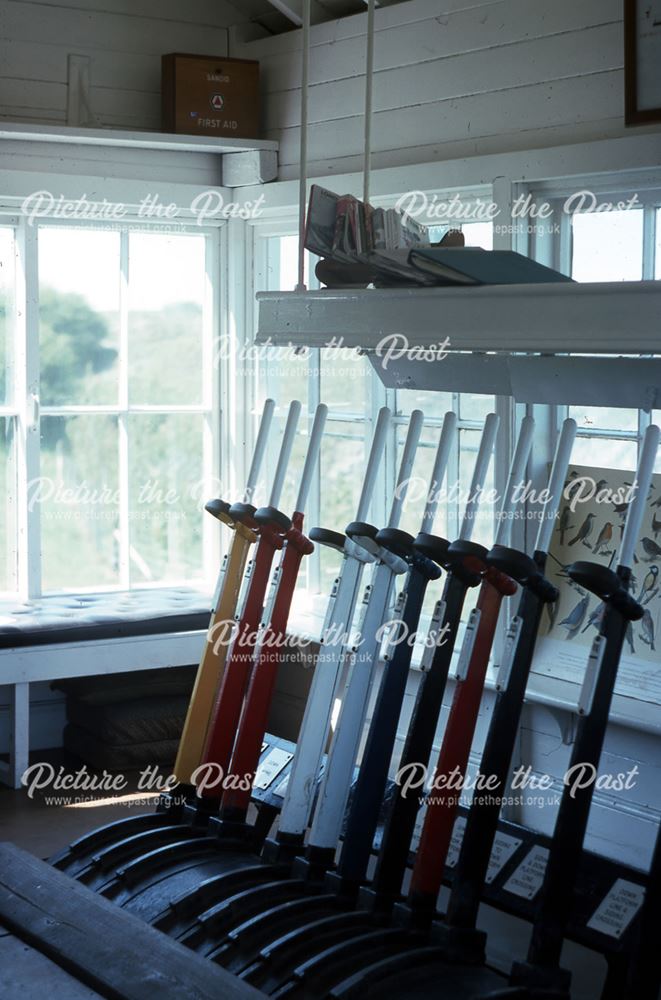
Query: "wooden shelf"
0 121 278 157
256 281 661 355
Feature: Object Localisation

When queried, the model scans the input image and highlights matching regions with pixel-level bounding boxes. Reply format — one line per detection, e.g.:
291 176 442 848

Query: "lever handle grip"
356 406 391 523
422 410 457 531
536 418 577 554
493 415 535 547
244 398 276 502
459 412 499 542
269 400 302 508
295 403 328 513
387 409 423 529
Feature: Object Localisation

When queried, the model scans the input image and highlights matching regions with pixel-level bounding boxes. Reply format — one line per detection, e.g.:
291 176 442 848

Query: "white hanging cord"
296 0 311 291
363 0 376 206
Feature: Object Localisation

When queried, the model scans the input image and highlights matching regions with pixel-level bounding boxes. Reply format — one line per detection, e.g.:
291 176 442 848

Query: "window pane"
40 415 119 591
0 228 14 406
273 424 318 596
128 233 206 405
320 348 371 414
261 351 310 412
272 235 317 291
395 425 451 628
39 228 120 405
568 405 639 471
396 389 452 419
1 417 17 592
318 420 365 591
653 412 661 472
569 405 638 433
428 220 493 249
128 414 205 583
395 427 449 540
571 210 643 281
275 234 297 289
460 393 495 422
461 221 493 249
571 437 638 471
458 427 497 621
657 209 661 279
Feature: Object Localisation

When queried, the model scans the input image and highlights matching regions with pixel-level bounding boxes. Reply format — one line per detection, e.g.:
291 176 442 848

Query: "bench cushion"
0 588 212 649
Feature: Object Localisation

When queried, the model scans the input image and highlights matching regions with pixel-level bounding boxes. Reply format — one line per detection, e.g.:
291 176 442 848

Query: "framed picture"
625 0 661 125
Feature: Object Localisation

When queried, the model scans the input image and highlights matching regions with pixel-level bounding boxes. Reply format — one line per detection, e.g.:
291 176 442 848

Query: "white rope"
363 0 376 206
296 0 311 291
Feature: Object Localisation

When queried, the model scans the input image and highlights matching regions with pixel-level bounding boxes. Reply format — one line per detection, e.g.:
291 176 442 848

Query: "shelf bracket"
222 149 278 187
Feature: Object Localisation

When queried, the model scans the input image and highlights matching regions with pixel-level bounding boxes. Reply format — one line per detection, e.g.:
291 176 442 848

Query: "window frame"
525 180 661 468
2 213 224 599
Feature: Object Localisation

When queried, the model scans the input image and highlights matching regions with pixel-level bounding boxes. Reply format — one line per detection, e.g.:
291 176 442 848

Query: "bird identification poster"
532 463 661 707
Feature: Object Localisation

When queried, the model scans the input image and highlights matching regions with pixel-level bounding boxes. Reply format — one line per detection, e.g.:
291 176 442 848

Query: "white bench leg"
8 683 30 789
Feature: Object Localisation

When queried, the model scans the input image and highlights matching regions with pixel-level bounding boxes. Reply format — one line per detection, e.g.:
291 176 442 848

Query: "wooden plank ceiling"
221 0 410 36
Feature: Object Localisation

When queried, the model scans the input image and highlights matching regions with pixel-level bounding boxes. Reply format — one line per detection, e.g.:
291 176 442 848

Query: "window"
428 220 494 249
562 194 659 470
569 405 639 471
571 209 644 282
252 229 497 613
0 227 17 594
1 220 219 599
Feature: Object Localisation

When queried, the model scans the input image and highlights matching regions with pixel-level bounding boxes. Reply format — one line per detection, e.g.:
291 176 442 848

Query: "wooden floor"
0 749 162 859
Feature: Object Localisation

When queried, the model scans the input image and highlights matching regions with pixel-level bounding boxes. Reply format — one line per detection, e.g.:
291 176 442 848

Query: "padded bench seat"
0 588 213 650
0 588 214 787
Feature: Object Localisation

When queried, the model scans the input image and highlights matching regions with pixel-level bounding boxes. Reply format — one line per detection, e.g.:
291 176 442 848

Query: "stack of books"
305 187 428 260
303 184 571 289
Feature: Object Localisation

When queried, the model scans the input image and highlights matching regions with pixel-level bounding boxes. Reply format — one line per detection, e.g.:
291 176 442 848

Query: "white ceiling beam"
263 0 326 27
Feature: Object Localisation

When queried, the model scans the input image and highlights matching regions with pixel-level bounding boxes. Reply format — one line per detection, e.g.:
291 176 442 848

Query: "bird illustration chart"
532 463 661 707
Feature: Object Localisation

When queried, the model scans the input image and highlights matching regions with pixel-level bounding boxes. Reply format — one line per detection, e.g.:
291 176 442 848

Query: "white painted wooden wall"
4 0 660 182
234 0 659 179
0 683 65 752
0 0 243 131
376 673 661 873
4 0 658 178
